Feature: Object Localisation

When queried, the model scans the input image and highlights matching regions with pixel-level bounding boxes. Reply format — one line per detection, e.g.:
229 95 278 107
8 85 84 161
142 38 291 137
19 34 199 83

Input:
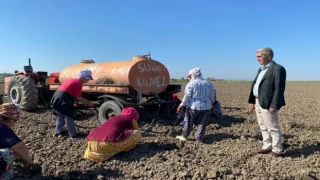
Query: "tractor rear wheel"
7 75 38 111
98 100 122 124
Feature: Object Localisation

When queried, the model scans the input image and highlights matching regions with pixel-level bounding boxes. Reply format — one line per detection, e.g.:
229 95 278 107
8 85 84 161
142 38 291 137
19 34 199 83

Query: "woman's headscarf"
186 67 203 80
121 107 139 121
76 69 93 80
0 103 21 121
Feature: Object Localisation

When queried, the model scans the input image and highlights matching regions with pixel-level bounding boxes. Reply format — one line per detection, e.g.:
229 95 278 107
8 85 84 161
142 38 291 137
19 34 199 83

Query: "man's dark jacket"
248 61 286 110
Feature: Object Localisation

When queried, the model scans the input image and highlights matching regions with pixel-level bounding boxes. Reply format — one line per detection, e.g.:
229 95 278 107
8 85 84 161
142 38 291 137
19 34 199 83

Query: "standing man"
248 47 286 157
51 69 94 139
176 67 215 142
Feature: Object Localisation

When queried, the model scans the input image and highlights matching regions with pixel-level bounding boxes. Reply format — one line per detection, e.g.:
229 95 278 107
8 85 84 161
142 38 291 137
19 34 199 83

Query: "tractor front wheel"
7 75 38 111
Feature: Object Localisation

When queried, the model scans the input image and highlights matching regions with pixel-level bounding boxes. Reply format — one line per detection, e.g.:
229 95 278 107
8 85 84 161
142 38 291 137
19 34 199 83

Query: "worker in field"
176 67 215 142
172 94 185 126
178 87 222 126
0 103 39 179
50 69 95 139
176 74 222 127
84 107 142 162
248 47 286 157
211 88 222 118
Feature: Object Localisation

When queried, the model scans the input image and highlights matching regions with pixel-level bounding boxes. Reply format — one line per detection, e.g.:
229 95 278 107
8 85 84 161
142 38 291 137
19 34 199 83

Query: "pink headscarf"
121 107 139 121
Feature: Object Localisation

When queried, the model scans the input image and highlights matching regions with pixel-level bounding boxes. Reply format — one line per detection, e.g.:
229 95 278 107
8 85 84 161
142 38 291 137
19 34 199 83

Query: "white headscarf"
76 69 93 80
187 67 202 80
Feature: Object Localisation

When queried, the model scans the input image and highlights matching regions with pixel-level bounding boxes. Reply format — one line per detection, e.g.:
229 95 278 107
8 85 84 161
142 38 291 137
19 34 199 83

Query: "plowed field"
1 82 320 180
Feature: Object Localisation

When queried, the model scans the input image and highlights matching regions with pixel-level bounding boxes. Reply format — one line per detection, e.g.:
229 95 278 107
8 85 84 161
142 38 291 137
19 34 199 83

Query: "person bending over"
84 107 142 162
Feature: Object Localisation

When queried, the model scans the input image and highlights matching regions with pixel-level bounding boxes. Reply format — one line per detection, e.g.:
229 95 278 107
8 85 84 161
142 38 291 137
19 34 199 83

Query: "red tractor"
4 58 49 111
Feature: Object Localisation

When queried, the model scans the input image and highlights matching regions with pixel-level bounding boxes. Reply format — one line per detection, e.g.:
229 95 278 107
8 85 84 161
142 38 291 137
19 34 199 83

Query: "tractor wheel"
98 100 122 124
7 75 38 111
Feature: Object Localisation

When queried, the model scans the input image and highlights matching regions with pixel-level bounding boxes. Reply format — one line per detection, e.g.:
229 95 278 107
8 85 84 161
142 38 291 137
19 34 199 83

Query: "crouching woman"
84 107 142 162
0 103 34 179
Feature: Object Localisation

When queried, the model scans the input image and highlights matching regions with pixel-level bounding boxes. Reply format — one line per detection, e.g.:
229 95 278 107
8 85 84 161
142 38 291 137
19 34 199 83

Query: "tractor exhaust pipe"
29 58 31 66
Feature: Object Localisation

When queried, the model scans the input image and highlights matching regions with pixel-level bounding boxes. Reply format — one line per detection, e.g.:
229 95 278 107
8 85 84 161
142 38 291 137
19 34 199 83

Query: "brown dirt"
1 82 320 179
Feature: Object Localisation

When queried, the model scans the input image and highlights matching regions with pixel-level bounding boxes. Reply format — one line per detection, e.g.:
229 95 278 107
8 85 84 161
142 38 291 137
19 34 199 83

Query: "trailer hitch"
144 102 162 132
142 92 168 133
74 103 100 122
92 107 99 121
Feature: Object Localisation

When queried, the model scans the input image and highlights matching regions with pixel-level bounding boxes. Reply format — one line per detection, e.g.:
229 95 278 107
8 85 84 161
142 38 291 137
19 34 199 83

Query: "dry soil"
1 82 320 180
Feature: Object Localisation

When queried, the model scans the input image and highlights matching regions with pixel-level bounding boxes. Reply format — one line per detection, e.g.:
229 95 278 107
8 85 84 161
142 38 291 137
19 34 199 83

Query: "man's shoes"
71 133 87 139
256 149 272 154
54 130 69 137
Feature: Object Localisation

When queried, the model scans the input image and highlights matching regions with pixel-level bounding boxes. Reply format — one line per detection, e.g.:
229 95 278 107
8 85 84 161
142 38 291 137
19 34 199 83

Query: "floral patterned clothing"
84 130 141 162
0 149 14 180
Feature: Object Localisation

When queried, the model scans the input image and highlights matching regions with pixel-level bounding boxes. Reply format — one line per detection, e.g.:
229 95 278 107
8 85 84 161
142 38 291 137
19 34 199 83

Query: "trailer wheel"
99 100 122 123
7 75 38 111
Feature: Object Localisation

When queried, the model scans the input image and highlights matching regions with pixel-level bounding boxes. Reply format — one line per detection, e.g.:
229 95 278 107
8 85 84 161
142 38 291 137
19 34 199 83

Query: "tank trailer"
3 54 181 124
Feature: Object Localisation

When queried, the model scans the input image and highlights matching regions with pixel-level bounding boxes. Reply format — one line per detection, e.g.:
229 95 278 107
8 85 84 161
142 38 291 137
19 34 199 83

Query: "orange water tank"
58 55 170 95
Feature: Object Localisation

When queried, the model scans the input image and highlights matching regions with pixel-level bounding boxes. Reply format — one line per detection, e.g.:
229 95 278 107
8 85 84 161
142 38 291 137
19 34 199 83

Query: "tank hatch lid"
132 52 152 62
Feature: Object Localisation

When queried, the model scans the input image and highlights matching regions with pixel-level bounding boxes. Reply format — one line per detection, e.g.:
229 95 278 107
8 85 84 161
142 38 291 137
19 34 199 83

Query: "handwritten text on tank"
137 76 166 88
138 63 167 73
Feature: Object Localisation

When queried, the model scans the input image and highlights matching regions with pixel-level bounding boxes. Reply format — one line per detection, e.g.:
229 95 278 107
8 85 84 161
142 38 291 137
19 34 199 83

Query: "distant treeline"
0 73 15 78
0 73 14 82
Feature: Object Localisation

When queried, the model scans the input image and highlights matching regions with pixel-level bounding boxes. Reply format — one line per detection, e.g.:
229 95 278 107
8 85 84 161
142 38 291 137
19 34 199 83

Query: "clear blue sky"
0 0 319 80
